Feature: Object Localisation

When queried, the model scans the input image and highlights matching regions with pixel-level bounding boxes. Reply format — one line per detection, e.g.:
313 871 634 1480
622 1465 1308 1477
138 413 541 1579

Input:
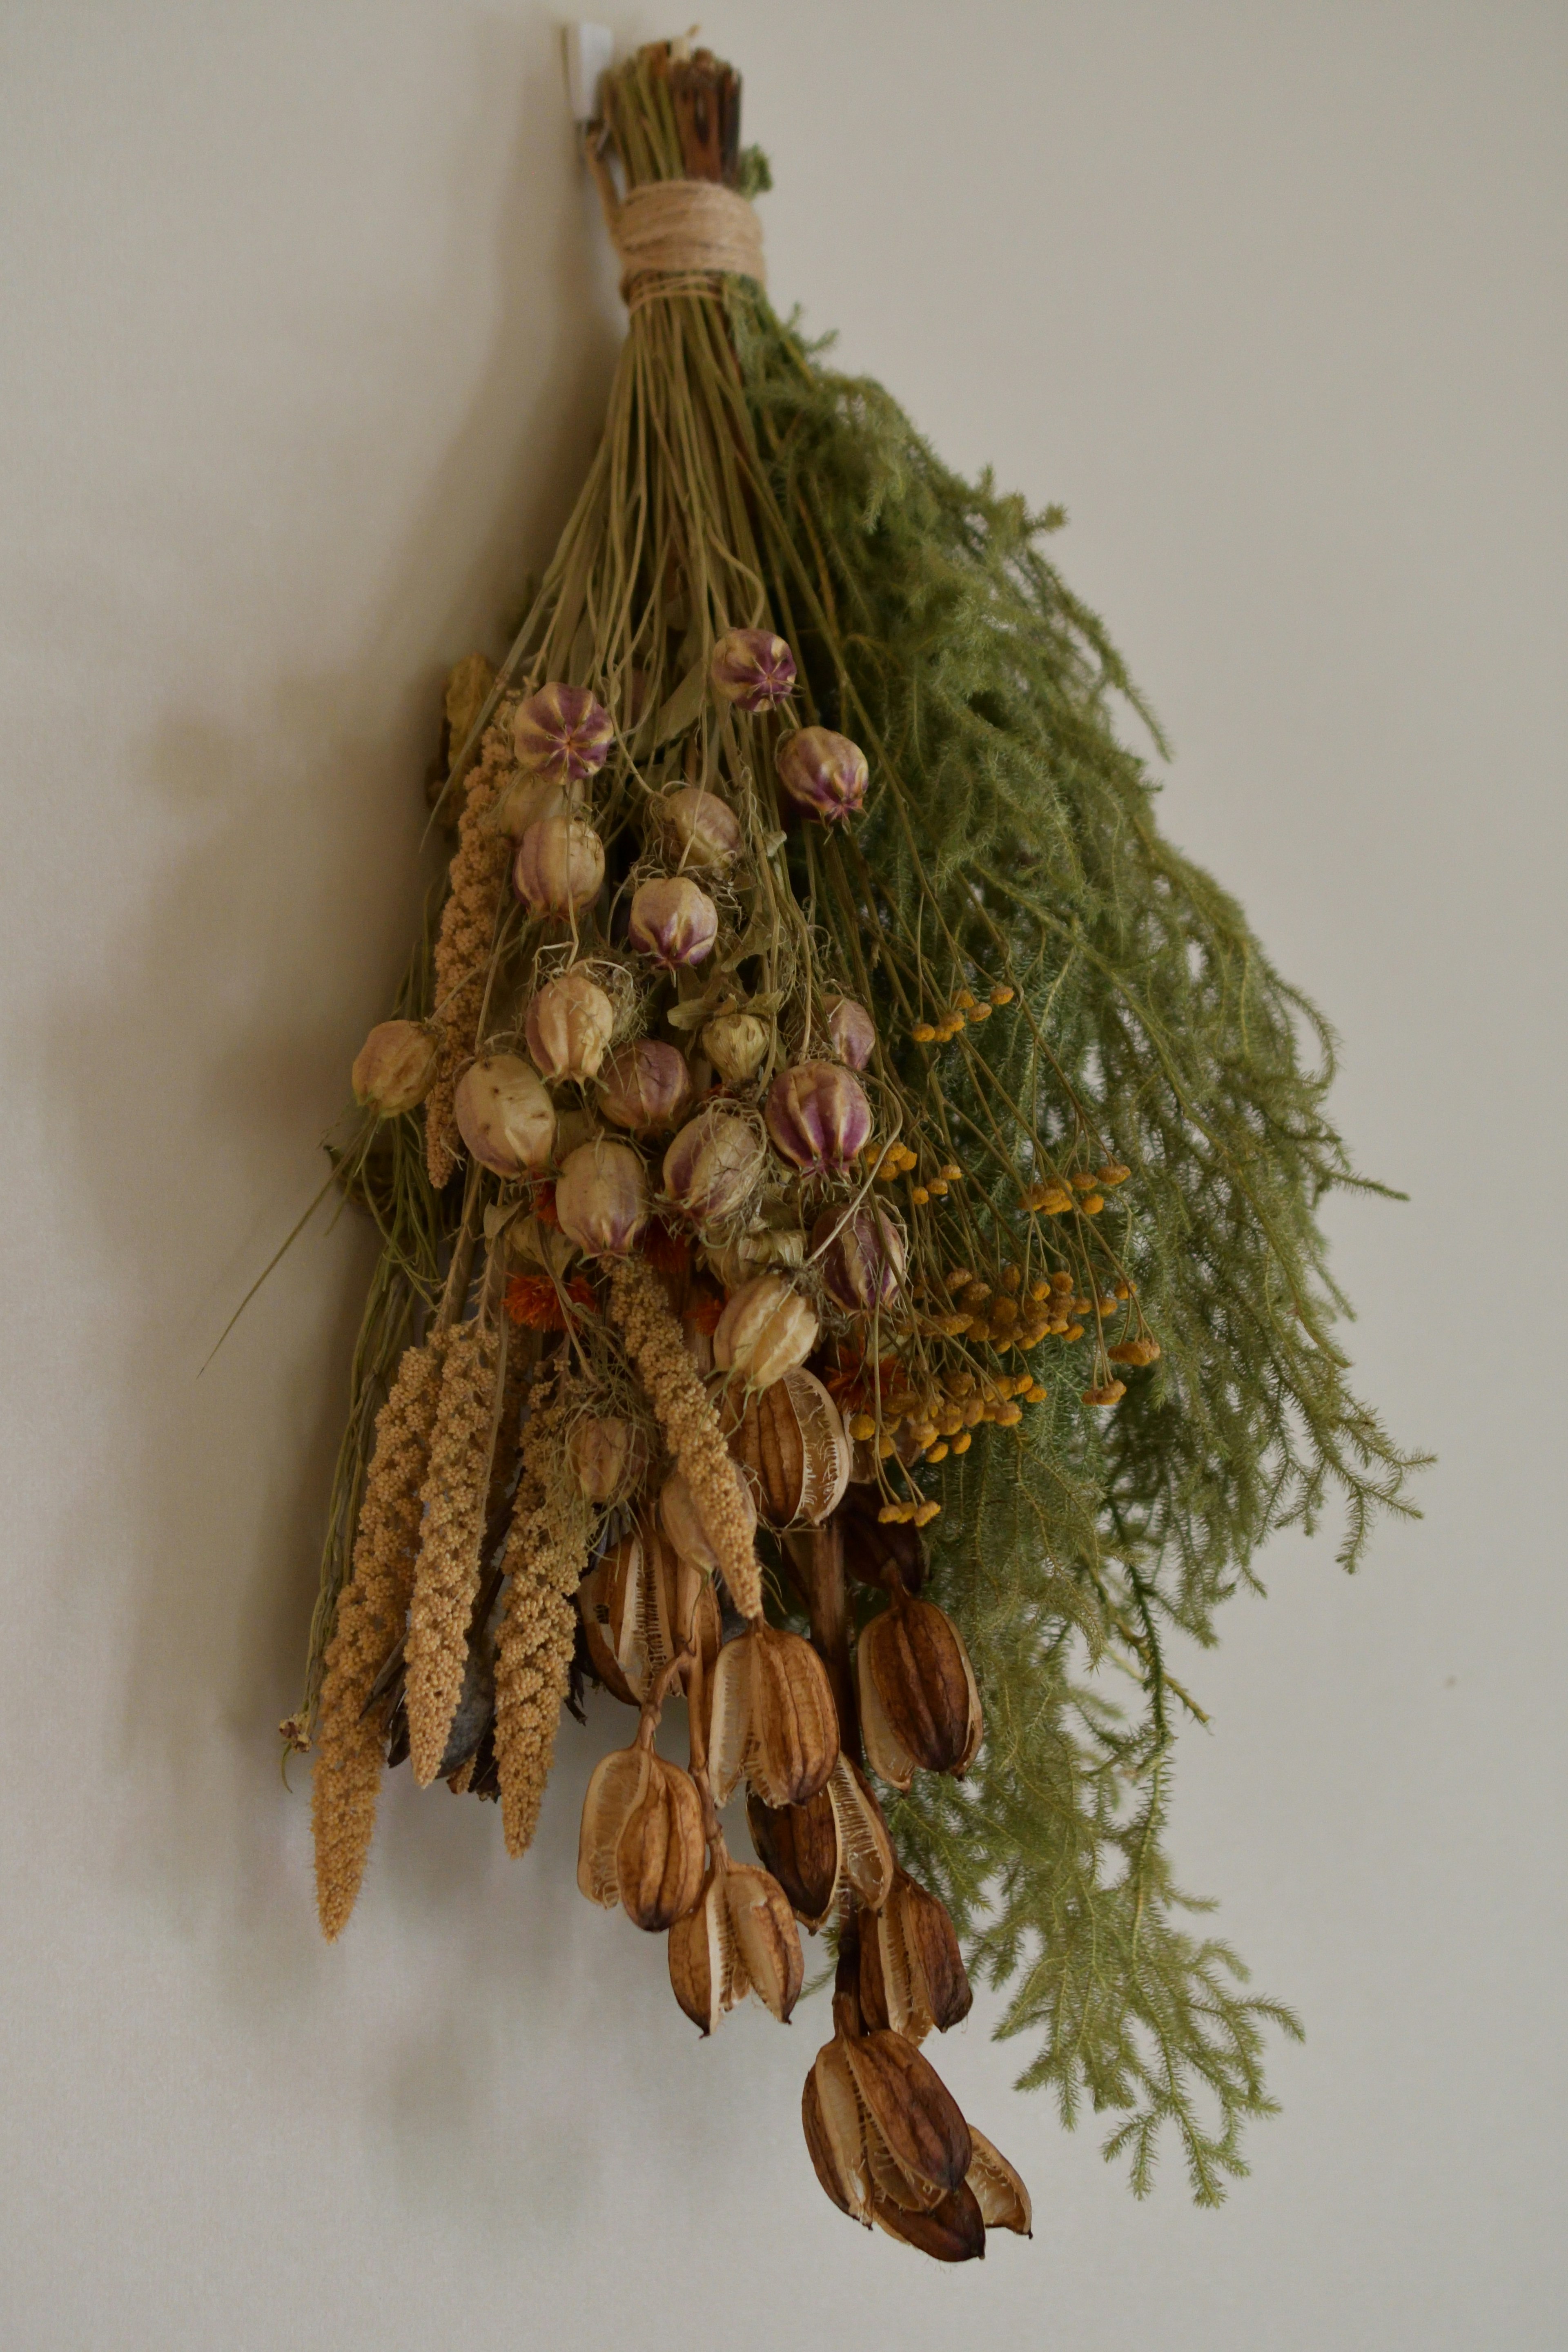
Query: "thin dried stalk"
493 1372 589 1857
311 1334 447 1938
405 1317 502 1784
607 1257 761 1618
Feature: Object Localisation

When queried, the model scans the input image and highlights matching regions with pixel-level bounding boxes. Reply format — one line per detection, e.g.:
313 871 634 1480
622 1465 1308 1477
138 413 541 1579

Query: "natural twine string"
587 161 766 305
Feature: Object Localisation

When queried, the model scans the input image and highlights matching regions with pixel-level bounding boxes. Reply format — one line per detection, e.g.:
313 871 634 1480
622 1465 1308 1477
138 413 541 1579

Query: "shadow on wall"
38 12 647 2194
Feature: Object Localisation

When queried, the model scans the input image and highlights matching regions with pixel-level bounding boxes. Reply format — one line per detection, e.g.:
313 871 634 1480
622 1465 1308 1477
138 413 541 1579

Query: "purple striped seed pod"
812 1202 908 1314
765 1061 872 1176
597 1039 693 1136
710 629 797 713
663 1107 767 1225
775 726 868 823
629 876 718 969
512 682 614 784
823 995 876 1070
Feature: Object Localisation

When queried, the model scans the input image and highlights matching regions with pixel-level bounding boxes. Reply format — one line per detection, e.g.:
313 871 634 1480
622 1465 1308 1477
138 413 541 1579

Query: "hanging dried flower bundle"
290 36 1419 2252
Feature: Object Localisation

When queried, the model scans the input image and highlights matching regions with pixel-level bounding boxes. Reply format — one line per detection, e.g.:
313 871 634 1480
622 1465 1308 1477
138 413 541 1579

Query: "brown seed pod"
575 1517 701 1704
856 1594 982 1787
964 2127 1033 2236
746 1782 840 1929
829 1754 897 1911
858 1868 973 2043
723 1368 851 1530
841 2031 972 2205
615 1755 706 1932
709 1622 839 1809
834 1481 925 1595
722 1861 804 2022
668 1868 749 2035
803 2029 981 2253
870 2180 987 2263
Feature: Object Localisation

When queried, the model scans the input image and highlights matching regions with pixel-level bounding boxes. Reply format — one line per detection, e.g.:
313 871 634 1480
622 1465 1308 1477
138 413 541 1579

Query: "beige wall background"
2 4 1562 2345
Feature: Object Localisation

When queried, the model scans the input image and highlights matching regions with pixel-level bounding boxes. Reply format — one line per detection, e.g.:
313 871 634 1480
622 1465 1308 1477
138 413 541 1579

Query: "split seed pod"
856 1595 983 1790
512 682 613 784
724 1368 851 1528
746 1753 895 1928
526 967 615 1082
775 726 869 823
822 995 876 1069
802 2031 977 2254
668 1868 749 2034
568 1413 648 1506
659 785 742 869
628 875 718 968
352 1019 438 1114
576 1516 704 1703
964 2128 1033 2237
701 1011 769 1085
597 1038 693 1135
713 1274 819 1391
663 1107 766 1226
555 1136 648 1257
722 1861 805 2021
710 628 797 711
453 1054 555 1176
705 1228 806 1289
858 1868 973 2043
577 1742 704 1932
766 1062 872 1176
708 1621 839 1809
658 1463 758 1577
514 815 605 915
812 1201 907 1314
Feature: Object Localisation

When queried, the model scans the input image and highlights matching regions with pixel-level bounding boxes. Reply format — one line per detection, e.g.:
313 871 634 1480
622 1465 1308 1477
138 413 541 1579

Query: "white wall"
1 5 1562 2345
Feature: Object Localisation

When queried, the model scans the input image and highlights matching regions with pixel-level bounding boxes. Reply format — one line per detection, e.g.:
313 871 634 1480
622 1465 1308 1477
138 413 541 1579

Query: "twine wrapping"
594 171 765 305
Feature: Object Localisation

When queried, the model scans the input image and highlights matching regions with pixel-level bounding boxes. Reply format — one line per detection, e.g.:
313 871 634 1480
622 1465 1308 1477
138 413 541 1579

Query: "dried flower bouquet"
290 36 1418 2251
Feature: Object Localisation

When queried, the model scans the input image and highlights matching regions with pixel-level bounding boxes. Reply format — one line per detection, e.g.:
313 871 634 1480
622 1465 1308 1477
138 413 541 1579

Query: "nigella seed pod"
701 1011 769 1085
659 786 742 871
766 1062 873 1176
628 875 718 968
710 627 797 711
823 994 876 1069
351 1019 439 1114
526 966 615 1082
776 726 868 823
662 1107 766 1226
555 1137 648 1258
722 1368 851 1529
568 1414 647 1506
597 1039 693 1135
713 1274 819 1391
452 1054 555 1176
857 1594 983 1790
514 815 605 915
708 1621 839 1810
490 770 576 840
512 681 613 784
812 1201 907 1314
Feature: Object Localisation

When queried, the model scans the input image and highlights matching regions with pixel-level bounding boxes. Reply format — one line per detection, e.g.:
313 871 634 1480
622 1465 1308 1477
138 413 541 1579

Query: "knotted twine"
588 163 766 306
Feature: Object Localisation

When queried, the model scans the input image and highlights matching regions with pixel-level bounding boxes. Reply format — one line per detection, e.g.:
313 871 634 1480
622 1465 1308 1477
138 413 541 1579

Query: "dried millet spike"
494 1373 588 1858
311 1333 448 1940
405 1318 502 1785
425 723 517 1187
607 1256 762 1619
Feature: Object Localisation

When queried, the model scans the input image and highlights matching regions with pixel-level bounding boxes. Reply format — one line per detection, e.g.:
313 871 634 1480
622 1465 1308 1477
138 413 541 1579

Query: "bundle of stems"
292 35 1419 2232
